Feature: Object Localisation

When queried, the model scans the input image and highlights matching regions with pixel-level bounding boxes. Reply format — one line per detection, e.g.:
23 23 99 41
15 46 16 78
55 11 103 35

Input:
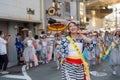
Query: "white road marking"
90 71 107 77
2 75 26 79
2 65 32 80
22 65 32 80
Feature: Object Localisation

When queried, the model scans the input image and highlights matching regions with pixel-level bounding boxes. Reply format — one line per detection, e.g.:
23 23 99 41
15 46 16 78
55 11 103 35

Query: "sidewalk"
0 64 23 76
7 65 22 74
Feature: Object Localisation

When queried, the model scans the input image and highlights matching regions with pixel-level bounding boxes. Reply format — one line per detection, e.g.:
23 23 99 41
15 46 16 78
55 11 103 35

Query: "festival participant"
40 34 49 64
34 35 41 64
54 31 63 69
90 31 102 64
103 31 112 50
57 21 91 80
15 33 23 65
109 30 120 75
82 31 94 67
23 31 36 70
47 31 55 61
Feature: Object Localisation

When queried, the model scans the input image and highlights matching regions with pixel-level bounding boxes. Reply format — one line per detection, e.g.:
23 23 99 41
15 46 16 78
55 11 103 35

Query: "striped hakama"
61 62 85 80
58 37 87 80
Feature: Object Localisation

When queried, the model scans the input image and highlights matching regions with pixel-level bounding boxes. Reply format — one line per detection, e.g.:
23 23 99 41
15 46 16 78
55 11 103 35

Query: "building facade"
44 0 80 26
0 0 41 66
0 0 81 66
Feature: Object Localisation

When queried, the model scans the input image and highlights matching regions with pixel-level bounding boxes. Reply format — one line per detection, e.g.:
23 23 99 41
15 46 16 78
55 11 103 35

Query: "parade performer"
57 21 91 80
47 31 55 61
102 31 112 60
55 32 63 69
23 31 36 70
82 32 94 65
103 31 112 50
40 34 49 64
34 35 41 65
109 31 120 75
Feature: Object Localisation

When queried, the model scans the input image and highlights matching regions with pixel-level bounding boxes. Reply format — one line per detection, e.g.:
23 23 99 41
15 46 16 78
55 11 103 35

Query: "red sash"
65 58 83 65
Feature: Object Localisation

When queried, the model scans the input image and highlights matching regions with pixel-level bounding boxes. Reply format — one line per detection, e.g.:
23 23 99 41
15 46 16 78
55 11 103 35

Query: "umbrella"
47 23 67 31
21 28 29 31
37 28 43 31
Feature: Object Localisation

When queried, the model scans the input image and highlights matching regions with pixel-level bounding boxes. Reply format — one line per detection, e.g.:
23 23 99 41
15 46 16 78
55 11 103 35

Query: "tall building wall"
0 0 41 21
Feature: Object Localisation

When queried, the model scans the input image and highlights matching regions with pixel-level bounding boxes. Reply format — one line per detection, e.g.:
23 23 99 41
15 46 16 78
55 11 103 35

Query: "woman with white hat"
23 31 36 70
57 21 91 80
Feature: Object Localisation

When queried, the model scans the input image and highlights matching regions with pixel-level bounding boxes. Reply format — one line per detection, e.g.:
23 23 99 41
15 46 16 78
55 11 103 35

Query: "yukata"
103 34 112 50
47 35 55 61
83 41 94 66
23 37 36 63
90 37 101 64
34 39 41 61
54 37 63 69
58 37 86 80
15 37 23 64
40 39 48 63
109 36 120 70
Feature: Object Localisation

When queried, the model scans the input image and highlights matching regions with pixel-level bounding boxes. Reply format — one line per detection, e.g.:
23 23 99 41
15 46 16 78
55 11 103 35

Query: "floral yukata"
58 37 86 80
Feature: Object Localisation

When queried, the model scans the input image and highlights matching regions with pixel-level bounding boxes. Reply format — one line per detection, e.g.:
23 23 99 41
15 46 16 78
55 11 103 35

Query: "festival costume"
47 35 55 61
23 37 35 62
54 37 63 69
103 34 112 50
109 36 120 66
40 39 48 63
15 37 23 64
58 36 90 80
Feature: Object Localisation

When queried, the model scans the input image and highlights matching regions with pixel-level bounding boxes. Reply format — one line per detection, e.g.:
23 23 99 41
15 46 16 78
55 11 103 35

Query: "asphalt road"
0 60 120 80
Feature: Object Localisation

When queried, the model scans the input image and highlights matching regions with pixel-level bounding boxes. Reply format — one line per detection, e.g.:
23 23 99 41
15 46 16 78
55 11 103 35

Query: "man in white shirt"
0 31 10 74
